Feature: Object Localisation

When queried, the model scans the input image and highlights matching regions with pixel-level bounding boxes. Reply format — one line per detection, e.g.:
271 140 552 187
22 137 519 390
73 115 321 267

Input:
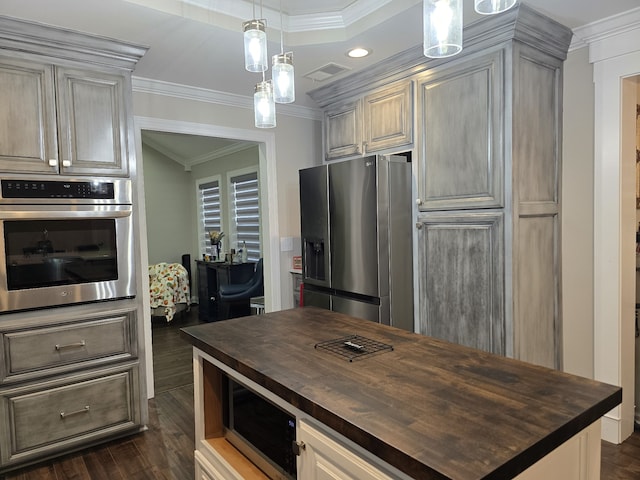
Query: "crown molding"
143 133 255 170
569 6 640 52
132 76 322 121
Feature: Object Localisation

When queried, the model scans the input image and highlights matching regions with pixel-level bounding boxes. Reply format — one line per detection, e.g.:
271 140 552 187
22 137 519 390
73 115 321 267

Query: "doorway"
133 117 282 398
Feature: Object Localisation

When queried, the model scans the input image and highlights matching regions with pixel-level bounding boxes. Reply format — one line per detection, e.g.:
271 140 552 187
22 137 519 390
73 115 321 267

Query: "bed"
149 254 192 322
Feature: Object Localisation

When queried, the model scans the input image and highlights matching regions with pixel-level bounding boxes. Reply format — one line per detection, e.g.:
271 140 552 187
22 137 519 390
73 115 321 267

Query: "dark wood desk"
196 260 255 321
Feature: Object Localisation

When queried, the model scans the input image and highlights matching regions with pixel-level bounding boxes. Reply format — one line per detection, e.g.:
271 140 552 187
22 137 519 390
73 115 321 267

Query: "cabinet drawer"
2 365 139 463
1 314 135 383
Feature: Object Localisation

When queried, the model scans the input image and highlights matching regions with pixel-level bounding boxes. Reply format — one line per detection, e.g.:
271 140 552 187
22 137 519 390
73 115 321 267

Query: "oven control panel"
1 180 115 199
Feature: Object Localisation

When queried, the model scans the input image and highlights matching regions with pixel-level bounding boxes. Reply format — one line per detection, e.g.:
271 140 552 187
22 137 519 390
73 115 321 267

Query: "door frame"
133 116 281 398
592 31 640 443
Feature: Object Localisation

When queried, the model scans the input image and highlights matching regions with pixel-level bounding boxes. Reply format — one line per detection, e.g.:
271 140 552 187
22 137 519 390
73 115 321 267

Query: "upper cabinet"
0 16 146 177
0 57 57 174
318 79 414 161
363 81 413 154
324 98 362 160
416 50 503 211
56 67 130 176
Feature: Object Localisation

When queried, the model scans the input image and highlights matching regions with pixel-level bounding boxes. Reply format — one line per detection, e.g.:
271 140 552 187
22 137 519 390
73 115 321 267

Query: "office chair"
218 258 264 320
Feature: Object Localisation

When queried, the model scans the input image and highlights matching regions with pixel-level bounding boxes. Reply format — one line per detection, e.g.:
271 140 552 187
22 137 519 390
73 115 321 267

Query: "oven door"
0 204 135 313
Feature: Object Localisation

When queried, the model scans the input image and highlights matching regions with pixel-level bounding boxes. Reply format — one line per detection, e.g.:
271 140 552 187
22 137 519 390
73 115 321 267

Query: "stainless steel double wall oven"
0 177 135 313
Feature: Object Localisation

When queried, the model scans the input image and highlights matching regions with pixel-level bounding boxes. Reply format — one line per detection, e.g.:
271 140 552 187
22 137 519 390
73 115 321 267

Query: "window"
229 170 260 262
197 177 222 257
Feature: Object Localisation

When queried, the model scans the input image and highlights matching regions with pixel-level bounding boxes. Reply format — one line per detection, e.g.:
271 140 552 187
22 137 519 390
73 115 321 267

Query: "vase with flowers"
208 230 224 260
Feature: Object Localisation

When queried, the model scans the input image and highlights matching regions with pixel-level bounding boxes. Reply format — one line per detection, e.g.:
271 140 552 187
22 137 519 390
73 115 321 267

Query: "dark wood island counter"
181 307 621 480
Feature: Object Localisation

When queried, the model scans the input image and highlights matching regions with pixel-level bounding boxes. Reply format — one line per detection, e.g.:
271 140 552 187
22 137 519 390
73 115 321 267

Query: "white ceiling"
1 0 638 160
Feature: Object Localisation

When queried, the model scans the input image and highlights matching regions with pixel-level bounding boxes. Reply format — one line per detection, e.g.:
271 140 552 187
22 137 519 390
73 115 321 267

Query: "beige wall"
142 144 194 266
562 46 596 379
133 91 322 309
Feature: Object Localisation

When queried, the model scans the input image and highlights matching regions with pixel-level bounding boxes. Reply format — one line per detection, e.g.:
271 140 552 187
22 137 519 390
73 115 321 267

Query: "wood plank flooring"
3 305 640 479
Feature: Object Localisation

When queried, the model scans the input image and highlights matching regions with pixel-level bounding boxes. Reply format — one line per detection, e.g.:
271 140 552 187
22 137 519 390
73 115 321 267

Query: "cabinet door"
0 56 58 174
417 50 504 210
324 99 362 160
298 420 397 480
417 210 505 355
56 67 130 176
363 81 413 154
0 364 140 467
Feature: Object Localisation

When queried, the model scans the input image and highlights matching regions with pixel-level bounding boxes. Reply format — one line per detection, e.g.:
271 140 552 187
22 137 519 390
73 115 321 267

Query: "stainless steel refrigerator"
299 155 413 331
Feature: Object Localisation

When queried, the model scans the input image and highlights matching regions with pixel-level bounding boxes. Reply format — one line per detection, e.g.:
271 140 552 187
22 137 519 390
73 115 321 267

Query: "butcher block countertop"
180 307 621 480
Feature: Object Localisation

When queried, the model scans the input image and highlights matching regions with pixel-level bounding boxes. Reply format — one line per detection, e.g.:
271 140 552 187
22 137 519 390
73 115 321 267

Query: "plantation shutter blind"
230 172 260 262
199 180 221 256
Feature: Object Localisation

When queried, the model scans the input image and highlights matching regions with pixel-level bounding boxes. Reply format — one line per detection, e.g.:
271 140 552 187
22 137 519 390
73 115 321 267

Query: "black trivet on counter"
315 334 393 362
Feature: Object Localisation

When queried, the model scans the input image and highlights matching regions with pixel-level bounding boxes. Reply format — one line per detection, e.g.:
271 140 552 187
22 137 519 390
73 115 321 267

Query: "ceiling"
1 0 638 161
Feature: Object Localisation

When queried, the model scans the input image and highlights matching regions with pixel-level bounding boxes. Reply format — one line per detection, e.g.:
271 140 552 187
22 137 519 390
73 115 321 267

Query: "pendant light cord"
280 0 284 54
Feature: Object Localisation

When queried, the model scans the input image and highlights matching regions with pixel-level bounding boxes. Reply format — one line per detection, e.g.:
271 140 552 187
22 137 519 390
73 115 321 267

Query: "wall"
561 46 596 379
142 144 194 266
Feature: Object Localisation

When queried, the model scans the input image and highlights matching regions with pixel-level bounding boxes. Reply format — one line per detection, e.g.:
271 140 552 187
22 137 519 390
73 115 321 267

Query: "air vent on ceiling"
304 62 351 82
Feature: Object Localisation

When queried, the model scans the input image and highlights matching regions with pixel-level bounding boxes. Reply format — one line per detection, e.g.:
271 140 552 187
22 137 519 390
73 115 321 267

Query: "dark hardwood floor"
3 305 640 479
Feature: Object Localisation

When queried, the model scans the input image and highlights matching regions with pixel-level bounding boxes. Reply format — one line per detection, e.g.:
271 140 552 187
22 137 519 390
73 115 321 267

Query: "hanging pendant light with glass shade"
254 79 276 128
243 19 267 72
474 0 517 15
273 52 295 103
423 0 462 59
272 1 295 104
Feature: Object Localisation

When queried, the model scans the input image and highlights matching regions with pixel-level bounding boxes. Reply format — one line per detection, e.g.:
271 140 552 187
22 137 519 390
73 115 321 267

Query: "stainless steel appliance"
224 376 297 479
0 177 135 313
299 155 413 330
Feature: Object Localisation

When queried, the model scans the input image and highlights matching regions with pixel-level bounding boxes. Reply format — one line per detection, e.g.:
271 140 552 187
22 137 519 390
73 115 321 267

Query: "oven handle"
0 205 132 220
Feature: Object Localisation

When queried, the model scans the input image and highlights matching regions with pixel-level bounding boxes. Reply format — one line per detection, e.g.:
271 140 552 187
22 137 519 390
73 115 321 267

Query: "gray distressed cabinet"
323 79 413 160
309 5 571 369
0 301 142 471
0 17 141 177
0 16 147 474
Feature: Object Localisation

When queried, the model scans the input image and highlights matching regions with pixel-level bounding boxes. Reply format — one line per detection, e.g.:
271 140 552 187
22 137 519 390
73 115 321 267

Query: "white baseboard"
601 414 621 444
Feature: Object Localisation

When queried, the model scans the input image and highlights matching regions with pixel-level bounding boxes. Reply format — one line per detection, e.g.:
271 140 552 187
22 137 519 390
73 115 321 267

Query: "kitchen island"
181 307 621 480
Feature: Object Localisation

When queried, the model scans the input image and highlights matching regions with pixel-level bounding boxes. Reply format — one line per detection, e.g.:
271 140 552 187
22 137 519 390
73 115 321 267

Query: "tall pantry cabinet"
0 15 148 474
309 5 572 369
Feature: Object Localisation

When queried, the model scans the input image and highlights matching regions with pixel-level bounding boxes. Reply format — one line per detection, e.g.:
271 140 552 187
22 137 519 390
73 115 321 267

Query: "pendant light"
243 1 267 72
272 1 295 103
474 0 517 15
254 78 276 128
423 0 463 59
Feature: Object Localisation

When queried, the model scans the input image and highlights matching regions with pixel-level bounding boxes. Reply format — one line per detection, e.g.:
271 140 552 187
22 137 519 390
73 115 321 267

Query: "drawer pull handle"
60 405 90 418
55 340 86 351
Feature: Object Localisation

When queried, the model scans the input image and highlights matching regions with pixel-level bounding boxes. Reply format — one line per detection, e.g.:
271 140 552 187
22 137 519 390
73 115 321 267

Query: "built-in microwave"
0 177 135 313
224 376 297 479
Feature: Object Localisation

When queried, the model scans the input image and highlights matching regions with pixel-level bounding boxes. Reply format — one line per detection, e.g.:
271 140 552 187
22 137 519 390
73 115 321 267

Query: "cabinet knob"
48 159 58 167
292 440 306 456
416 198 423 206
62 160 72 167
416 223 423 230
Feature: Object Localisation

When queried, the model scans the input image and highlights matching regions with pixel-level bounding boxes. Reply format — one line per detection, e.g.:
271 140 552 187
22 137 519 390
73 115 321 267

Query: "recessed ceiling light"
347 47 371 58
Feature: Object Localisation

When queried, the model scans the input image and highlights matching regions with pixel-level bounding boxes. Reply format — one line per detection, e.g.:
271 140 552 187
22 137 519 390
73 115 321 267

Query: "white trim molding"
570 6 640 52
134 115 282 399
591 22 640 444
132 76 322 121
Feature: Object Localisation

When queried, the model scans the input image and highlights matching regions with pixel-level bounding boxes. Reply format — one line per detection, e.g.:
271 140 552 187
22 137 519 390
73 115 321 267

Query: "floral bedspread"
149 262 190 322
